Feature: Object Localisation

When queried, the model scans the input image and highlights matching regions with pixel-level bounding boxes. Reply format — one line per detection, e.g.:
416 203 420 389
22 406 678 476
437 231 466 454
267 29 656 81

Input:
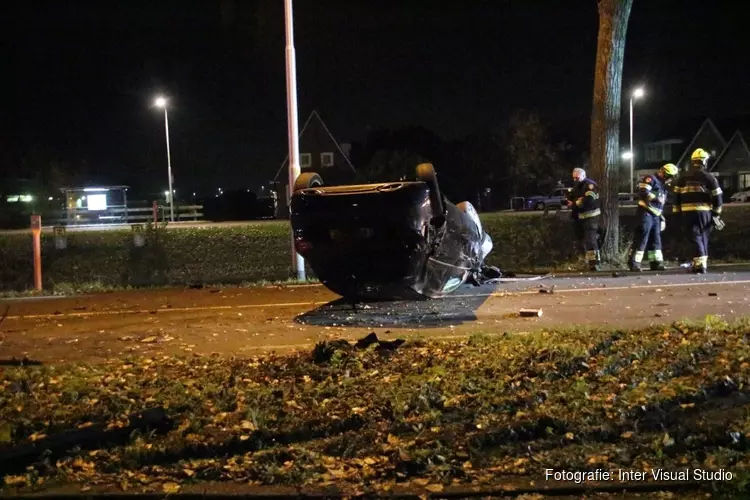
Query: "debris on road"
311 332 406 364
520 308 543 317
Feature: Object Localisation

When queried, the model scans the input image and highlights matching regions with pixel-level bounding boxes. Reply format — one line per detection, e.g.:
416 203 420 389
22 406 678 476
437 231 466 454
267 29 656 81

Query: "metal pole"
629 97 634 195
164 108 175 222
31 215 42 291
284 0 305 280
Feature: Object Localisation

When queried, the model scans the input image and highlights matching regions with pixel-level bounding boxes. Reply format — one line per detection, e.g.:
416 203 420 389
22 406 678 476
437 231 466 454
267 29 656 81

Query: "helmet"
572 168 586 182
660 163 678 177
691 148 710 161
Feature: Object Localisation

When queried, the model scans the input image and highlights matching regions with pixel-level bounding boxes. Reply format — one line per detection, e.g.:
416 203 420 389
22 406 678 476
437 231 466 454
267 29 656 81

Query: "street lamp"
284 0 305 280
154 96 175 222
621 151 633 160
628 87 645 194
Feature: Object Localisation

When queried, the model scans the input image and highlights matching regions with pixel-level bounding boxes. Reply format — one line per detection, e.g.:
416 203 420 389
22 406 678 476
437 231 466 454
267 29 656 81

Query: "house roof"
675 118 727 168
712 130 750 172
273 110 356 182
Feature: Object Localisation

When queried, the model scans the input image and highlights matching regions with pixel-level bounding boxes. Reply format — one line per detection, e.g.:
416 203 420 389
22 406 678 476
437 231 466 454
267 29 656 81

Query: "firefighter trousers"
684 211 713 269
574 217 600 264
631 209 662 264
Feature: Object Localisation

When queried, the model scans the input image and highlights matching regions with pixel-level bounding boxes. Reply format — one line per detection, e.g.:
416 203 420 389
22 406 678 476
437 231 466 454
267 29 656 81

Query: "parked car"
289 163 497 301
730 190 750 203
523 187 571 211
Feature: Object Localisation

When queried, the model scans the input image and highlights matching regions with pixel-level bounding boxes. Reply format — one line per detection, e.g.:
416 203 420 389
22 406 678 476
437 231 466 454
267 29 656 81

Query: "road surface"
1 267 749 364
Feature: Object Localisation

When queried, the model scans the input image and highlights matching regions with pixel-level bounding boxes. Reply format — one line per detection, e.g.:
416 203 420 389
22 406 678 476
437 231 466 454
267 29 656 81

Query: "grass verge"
2 318 750 496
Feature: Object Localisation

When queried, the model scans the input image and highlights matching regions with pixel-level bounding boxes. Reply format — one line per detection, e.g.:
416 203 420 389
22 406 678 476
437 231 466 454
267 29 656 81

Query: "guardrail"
57 204 203 226
510 197 526 211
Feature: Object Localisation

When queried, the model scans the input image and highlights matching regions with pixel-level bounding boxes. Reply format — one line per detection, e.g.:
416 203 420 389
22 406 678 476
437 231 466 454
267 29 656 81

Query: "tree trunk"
590 0 633 262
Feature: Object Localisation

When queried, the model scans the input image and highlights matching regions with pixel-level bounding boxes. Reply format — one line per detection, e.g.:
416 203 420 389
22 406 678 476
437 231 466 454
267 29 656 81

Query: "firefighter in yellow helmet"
672 148 724 273
628 163 679 271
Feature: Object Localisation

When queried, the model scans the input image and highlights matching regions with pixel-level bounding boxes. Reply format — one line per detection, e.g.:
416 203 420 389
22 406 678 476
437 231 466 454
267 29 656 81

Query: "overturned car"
289 163 499 301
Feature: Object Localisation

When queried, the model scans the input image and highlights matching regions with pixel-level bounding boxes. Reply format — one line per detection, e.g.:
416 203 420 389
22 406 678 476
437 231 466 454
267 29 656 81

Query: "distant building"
639 117 750 195
711 131 750 193
273 110 356 214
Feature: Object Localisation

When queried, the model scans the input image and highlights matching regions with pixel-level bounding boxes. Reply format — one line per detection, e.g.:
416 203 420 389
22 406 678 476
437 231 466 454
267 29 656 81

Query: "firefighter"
672 148 724 274
566 168 601 271
628 163 679 271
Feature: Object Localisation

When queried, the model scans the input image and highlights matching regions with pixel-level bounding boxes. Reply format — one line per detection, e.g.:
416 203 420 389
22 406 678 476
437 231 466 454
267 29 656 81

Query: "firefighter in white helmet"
566 167 601 271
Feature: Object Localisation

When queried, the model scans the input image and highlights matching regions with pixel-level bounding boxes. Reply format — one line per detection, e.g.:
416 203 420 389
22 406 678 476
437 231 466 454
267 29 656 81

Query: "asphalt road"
1 266 749 364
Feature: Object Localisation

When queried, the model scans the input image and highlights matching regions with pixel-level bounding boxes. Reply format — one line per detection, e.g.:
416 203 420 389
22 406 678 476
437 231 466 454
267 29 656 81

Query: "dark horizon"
3 0 749 194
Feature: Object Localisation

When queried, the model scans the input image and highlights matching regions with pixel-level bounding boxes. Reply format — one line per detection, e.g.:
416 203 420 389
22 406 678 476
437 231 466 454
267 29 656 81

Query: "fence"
56 204 203 226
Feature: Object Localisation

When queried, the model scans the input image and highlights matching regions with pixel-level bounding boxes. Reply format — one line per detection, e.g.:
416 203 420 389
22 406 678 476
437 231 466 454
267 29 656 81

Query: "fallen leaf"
162 482 181 494
240 420 257 431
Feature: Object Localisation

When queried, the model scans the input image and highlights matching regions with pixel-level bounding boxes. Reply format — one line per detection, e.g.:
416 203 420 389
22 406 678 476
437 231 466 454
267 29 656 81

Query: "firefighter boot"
650 261 667 271
629 251 643 272
691 256 707 274
586 250 601 272
648 250 666 271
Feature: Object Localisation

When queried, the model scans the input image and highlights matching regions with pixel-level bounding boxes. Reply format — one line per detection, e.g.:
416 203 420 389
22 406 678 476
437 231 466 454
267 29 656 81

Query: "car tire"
535 202 545 211
293 172 323 192
416 163 445 218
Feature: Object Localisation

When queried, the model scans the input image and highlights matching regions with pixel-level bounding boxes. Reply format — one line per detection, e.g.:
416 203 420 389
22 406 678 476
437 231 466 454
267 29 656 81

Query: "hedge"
1 208 748 292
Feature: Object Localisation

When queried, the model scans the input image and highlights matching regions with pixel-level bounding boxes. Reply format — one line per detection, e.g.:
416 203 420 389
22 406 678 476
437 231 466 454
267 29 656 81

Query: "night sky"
3 0 748 195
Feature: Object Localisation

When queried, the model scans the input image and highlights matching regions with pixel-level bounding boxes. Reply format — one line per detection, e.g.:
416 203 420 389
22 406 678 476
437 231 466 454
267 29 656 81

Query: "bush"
1 207 748 292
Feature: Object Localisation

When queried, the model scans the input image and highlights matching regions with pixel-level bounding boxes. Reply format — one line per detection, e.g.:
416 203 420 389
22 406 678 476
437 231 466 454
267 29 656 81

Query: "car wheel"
535 202 545 210
416 163 445 218
293 172 323 192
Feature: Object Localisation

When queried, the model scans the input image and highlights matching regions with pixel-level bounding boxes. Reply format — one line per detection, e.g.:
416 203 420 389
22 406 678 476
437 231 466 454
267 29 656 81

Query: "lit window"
321 152 334 167
87 194 108 211
300 153 311 168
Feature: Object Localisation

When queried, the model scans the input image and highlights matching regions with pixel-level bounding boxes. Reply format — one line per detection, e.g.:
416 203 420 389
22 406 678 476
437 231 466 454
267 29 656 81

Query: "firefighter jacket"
672 169 723 216
637 173 668 216
568 178 601 220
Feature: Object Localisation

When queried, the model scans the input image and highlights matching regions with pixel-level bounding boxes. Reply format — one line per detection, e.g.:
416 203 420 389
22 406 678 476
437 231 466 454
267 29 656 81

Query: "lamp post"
628 86 645 194
154 96 174 222
284 0 305 280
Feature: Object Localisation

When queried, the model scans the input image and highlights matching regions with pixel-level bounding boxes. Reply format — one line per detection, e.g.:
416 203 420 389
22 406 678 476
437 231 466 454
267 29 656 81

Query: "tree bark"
590 0 633 261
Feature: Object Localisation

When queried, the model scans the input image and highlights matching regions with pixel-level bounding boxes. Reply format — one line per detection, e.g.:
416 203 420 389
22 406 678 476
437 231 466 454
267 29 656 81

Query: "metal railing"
57 204 203 226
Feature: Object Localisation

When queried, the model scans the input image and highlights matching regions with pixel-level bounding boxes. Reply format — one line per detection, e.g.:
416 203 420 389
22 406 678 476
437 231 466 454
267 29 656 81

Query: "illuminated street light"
622 151 634 160
153 96 175 222
628 86 645 194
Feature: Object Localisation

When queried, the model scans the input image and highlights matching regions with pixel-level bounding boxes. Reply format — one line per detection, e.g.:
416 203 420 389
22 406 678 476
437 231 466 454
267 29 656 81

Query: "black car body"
289 164 494 301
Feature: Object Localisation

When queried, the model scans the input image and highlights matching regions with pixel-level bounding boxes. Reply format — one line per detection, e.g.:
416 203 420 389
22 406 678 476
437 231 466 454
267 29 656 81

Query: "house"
639 117 750 195
630 116 706 185
674 118 727 172
711 131 750 193
274 110 356 194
